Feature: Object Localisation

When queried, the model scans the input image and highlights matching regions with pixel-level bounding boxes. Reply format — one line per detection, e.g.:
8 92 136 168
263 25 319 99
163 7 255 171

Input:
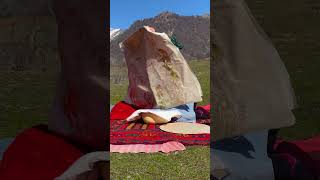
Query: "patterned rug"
110 102 210 146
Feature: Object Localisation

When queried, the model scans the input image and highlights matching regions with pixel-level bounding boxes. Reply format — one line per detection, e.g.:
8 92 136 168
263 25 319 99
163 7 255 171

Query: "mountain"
110 28 123 41
110 11 210 65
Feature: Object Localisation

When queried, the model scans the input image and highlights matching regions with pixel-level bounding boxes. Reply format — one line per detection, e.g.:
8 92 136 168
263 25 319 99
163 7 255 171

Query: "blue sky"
111 0 210 29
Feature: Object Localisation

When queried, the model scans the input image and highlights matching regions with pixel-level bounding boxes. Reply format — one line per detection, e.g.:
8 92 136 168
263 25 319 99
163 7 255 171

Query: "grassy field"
0 70 57 138
110 146 210 179
277 47 320 140
110 59 210 179
0 49 319 179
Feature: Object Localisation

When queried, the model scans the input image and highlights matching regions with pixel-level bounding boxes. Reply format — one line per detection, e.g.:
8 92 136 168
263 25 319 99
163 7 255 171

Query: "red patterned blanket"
110 102 210 146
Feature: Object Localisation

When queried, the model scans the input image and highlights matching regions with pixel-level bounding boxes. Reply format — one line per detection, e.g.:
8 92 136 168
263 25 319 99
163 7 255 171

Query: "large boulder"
49 0 108 150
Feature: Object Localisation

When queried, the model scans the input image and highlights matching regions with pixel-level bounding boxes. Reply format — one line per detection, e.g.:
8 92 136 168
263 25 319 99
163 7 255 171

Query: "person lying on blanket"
120 26 203 124
126 103 197 124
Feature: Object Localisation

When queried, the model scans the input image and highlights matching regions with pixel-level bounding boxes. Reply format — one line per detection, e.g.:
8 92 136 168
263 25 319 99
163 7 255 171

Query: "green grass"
0 70 57 138
188 60 210 105
111 146 210 180
110 60 210 179
277 52 320 140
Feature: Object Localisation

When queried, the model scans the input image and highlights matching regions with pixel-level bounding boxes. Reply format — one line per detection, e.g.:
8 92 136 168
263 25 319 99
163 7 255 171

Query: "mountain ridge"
110 11 210 64
110 28 123 41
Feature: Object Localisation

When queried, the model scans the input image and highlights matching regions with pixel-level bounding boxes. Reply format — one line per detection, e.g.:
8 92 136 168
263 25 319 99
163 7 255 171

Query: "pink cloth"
110 141 186 153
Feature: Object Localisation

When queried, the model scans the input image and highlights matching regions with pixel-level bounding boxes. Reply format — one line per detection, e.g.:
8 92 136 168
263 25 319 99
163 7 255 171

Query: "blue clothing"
0 138 14 160
172 103 196 123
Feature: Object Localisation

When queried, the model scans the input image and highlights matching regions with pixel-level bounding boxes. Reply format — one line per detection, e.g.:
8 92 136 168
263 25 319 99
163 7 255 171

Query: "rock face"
110 12 210 65
49 0 108 150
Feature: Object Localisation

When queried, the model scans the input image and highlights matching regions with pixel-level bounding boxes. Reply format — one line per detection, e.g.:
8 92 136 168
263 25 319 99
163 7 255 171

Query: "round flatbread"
160 122 210 134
